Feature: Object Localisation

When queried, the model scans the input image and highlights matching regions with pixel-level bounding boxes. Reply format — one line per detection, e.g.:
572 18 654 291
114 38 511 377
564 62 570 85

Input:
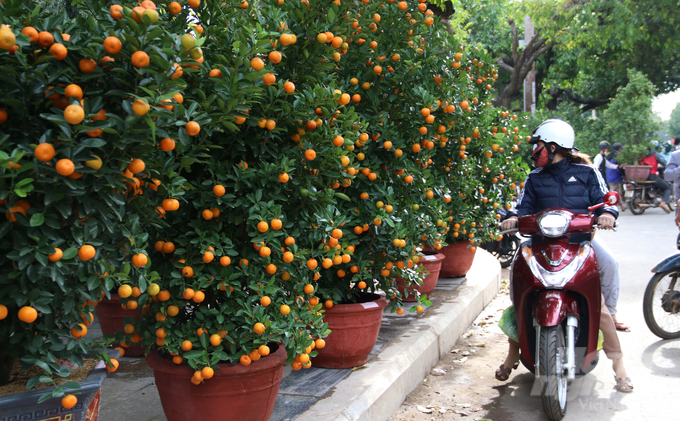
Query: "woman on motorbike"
495 119 633 393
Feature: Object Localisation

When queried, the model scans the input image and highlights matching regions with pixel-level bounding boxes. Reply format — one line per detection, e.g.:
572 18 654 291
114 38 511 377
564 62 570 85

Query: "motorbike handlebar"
497 222 617 236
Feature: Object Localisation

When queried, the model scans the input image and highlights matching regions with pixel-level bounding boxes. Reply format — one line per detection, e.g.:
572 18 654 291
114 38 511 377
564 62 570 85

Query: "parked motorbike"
623 179 672 215
643 233 680 339
507 192 619 421
481 207 521 268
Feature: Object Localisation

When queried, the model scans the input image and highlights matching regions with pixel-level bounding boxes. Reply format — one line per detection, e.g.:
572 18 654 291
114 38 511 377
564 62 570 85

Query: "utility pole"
523 16 536 113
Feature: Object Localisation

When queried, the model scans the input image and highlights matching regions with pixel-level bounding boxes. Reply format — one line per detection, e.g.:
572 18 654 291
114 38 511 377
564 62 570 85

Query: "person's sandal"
615 376 634 393
495 362 519 381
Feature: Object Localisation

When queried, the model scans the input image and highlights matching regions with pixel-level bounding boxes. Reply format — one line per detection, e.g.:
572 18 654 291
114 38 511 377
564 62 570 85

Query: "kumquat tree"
0 0 527 404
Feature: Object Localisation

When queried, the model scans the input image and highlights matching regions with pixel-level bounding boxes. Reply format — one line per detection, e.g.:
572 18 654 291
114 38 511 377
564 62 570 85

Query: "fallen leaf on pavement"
417 405 433 413
351 365 367 371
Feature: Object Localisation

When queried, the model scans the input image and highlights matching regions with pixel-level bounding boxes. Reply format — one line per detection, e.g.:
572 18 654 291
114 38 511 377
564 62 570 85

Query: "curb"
294 249 501 421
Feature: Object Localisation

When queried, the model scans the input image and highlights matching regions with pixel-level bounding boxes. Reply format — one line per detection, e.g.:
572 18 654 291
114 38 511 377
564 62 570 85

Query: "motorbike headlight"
538 211 571 237
523 242 591 288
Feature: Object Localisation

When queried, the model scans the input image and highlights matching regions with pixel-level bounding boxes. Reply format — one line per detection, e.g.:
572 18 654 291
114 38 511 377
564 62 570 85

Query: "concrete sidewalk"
97 250 501 421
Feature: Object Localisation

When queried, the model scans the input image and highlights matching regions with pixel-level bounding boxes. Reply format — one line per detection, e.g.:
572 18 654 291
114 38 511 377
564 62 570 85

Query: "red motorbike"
508 192 619 421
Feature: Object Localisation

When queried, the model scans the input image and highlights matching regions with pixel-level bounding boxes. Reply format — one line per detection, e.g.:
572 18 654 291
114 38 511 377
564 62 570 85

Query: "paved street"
390 207 680 420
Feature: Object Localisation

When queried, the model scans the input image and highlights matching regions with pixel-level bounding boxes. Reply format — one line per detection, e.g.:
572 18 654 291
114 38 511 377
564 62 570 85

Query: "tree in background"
437 0 680 113
668 104 680 140
652 114 671 143
602 70 658 164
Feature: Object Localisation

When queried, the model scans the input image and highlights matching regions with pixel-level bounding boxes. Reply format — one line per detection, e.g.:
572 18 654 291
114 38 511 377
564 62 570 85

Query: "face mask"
531 146 550 167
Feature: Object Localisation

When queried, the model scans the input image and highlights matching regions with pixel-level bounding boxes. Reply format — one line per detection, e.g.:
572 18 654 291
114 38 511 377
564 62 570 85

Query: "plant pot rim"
0 349 119 405
324 294 388 314
146 343 286 377
418 252 445 262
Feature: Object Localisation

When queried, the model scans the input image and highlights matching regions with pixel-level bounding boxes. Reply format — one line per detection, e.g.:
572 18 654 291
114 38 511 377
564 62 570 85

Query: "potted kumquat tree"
0 0 527 419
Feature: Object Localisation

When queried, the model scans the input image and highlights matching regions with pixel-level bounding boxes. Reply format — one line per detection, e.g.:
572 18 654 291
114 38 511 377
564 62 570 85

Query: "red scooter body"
511 208 602 373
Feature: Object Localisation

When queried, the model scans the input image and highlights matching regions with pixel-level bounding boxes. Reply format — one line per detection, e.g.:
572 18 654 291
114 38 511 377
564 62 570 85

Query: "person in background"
607 142 627 212
658 141 674 169
664 144 680 218
640 144 672 213
593 141 620 183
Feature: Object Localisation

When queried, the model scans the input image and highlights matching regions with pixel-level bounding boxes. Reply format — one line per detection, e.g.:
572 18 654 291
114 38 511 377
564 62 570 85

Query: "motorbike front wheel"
643 271 680 339
495 235 520 268
629 191 646 215
540 325 568 421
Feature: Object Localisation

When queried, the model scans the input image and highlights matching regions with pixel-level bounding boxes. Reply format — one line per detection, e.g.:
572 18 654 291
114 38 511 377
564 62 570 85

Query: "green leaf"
29 213 45 227
183 350 202 359
62 248 78 260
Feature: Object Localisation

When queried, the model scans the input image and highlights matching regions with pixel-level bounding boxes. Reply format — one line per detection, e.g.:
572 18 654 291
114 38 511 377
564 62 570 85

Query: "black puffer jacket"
508 158 619 219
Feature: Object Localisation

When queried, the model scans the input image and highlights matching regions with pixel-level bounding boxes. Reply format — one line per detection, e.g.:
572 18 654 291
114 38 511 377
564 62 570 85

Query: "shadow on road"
640 338 680 378
482 371 627 421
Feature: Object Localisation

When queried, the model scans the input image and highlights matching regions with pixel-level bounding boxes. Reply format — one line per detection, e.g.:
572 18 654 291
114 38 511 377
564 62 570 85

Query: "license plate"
624 190 633 198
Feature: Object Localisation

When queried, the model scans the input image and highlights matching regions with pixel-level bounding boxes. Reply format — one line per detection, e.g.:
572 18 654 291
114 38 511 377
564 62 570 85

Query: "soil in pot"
397 251 445 302
146 343 286 421
313 293 388 369
0 359 98 396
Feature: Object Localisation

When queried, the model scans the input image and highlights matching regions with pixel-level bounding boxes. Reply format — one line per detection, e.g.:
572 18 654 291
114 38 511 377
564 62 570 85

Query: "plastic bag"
597 329 604 351
498 305 518 343
499 305 604 351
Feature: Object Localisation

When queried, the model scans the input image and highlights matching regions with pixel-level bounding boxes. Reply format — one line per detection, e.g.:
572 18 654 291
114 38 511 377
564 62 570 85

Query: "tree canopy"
449 0 680 112
668 103 680 140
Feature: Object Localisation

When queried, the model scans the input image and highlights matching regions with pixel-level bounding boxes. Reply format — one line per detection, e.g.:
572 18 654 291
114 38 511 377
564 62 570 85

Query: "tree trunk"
492 19 557 110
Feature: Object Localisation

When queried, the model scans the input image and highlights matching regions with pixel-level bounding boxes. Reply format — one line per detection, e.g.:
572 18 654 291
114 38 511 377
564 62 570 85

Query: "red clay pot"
95 293 145 357
313 294 388 369
396 251 445 301
438 242 476 278
146 344 285 421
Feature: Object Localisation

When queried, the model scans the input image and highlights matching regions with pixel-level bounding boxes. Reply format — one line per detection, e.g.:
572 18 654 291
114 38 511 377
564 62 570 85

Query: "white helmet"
529 119 575 149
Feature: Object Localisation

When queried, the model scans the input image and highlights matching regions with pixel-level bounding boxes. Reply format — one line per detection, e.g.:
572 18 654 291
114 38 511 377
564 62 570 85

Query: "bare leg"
503 338 521 369
495 338 521 381
600 297 633 391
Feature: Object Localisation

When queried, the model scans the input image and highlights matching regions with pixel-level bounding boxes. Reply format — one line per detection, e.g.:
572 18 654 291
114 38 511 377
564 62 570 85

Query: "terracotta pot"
623 165 651 182
396 251 445 301
146 344 285 421
0 350 119 421
95 293 145 357
313 294 388 369
437 242 476 278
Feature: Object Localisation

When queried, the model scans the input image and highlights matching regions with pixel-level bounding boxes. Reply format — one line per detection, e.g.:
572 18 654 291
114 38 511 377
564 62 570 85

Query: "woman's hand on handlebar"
501 216 518 232
597 213 616 230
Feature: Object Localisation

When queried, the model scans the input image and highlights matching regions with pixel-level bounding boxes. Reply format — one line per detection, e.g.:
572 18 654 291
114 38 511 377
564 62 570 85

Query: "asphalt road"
489 207 680 420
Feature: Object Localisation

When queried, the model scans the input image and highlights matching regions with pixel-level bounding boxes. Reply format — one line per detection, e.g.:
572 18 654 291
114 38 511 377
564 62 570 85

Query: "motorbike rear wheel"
629 191 645 215
540 325 568 421
643 271 680 339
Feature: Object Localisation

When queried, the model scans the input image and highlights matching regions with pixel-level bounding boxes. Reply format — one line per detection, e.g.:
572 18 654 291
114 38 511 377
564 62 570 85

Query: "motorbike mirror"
588 191 620 212
604 191 620 206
